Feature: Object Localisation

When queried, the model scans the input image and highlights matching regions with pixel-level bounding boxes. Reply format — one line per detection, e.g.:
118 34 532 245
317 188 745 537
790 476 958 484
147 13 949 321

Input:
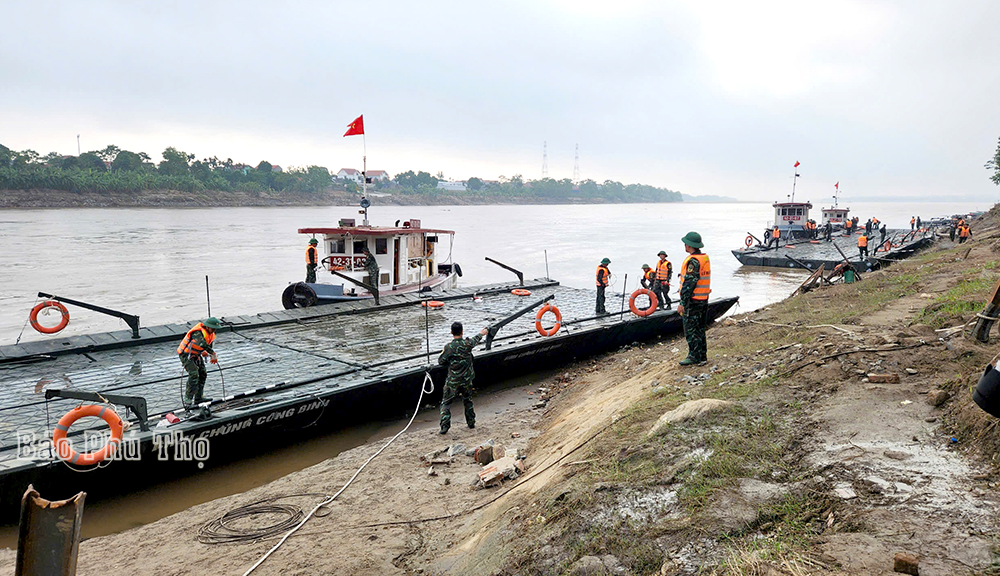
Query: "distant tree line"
0 143 333 194
0 142 682 202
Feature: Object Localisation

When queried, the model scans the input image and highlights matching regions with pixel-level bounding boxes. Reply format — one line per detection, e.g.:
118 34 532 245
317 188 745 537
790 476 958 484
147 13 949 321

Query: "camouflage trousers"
179 354 207 404
652 280 671 309
682 300 709 363
439 379 475 431
596 286 607 314
305 263 317 283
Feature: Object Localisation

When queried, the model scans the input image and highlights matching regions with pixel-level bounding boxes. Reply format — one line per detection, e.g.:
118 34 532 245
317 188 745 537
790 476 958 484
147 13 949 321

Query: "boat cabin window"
375 238 388 254
353 240 368 254
330 239 346 254
781 208 787 215
796 208 803 216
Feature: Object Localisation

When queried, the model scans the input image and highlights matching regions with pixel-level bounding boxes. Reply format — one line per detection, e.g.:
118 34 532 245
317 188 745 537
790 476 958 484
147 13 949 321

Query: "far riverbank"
0 189 691 209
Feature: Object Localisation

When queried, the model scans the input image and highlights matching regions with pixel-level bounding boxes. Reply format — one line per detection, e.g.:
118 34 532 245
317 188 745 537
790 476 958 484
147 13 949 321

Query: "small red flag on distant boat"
344 115 364 137
794 161 800 168
835 182 839 189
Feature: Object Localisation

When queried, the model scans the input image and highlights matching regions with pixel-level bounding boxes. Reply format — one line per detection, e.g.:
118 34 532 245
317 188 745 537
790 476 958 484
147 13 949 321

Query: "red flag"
793 161 800 168
343 115 364 137
834 182 839 189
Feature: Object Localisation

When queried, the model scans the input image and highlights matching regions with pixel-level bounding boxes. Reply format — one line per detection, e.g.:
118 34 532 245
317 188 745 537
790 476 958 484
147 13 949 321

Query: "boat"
282 200 461 309
819 186 849 229
0 277 738 519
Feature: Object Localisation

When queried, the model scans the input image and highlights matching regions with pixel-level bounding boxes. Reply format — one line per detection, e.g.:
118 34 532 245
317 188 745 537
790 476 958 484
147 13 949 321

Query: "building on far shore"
337 168 390 184
436 180 467 191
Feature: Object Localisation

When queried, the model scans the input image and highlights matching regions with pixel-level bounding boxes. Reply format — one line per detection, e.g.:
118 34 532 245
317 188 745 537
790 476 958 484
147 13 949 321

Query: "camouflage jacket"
438 333 483 385
679 255 701 306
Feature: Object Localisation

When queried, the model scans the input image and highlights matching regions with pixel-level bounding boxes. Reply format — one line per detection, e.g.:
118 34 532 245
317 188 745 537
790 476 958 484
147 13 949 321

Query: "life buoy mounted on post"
744 235 753 248
29 300 70 334
628 289 659 317
535 303 561 336
52 405 124 466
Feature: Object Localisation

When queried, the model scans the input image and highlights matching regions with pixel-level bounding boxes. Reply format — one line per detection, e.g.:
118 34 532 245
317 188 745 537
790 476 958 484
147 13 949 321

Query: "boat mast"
790 162 800 203
362 133 369 226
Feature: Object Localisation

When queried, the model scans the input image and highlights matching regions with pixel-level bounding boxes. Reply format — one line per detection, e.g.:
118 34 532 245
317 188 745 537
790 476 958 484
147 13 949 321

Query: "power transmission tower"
541 141 548 178
573 143 580 183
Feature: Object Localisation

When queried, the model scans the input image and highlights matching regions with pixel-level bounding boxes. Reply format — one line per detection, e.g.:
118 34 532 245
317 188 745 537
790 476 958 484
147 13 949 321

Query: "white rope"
241 371 436 576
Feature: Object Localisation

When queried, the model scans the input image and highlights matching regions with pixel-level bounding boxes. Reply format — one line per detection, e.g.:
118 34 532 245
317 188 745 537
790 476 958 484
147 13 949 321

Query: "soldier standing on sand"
361 245 380 305
305 238 319 283
677 232 711 367
438 322 489 434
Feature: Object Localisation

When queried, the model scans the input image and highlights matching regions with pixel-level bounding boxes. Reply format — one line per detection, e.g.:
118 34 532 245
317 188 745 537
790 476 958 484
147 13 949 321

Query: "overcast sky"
2 0 999 201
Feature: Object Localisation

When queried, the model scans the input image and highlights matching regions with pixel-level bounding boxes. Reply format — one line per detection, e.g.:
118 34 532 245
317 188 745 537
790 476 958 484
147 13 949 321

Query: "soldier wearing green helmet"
305 238 319 283
177 317 222 406
678 232 711 366
595 257 611 314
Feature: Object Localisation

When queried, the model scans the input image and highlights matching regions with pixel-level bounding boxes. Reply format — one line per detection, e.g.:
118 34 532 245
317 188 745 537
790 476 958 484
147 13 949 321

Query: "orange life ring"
421 300 445 308
628 289 658 317
744 235 753 248
52 405 124 466
534 303 562 336
329 265 345 271
511 289 531 296
809 240 821 244
29 301 70 335
883 240 891 252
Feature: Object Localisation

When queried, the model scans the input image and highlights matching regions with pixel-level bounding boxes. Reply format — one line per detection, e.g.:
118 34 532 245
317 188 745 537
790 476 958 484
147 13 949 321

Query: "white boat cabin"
299 219 455 293
821 207 850 227
771 201 812 231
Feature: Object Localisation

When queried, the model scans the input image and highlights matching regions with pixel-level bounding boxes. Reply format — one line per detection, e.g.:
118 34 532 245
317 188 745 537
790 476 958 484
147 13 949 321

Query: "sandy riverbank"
3 208 1000 575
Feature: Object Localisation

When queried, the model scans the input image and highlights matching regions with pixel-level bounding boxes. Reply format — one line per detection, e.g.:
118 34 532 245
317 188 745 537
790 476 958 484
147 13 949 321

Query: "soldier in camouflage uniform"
177 317 222 407
305 238 319 283
438 322 489 434
677 232 710 366
361 245 380 305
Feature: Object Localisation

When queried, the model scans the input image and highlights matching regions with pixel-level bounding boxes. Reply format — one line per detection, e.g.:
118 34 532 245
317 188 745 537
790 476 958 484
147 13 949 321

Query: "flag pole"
791 166 797 203
362 133 368 225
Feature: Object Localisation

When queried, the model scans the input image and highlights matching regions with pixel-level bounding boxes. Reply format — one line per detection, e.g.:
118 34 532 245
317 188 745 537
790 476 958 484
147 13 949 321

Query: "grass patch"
673 407 797 510
921 274 998 328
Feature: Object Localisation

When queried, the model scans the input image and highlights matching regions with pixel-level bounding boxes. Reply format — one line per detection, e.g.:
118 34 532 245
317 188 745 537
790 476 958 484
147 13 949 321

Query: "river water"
0 200 986 545
2 201 984 341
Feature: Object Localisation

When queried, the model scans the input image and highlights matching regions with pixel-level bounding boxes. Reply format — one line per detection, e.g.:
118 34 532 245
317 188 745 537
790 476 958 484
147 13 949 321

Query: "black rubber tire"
282 283 318 309
454 263 463 277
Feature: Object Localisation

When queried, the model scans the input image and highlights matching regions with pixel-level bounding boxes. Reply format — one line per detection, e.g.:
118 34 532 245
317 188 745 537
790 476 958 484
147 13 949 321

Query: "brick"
868 373 900 383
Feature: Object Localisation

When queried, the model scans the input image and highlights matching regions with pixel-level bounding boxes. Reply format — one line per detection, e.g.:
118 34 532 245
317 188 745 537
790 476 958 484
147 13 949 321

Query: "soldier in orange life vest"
959 224 971 244
654 251 673 309
910 217 916 231
640 264 655 289
677 232 710 366
177 317 222 407
858 232 869 259
769 226 781 248
595 258 611 314
305 238 319 283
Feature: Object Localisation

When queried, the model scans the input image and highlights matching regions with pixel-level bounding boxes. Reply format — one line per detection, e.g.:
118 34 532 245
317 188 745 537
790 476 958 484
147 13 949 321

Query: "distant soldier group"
598 232 709 365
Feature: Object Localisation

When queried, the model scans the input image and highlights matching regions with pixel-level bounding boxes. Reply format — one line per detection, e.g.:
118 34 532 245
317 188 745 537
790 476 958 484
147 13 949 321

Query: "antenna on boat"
791 161 801 203
205 275 212 317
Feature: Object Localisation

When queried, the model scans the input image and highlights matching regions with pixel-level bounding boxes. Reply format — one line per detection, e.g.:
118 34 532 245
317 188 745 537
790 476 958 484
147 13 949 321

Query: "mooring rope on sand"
236 370 436 576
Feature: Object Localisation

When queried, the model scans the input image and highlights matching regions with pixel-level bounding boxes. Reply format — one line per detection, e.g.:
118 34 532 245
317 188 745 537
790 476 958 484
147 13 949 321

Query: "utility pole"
572 143 580 183
541 141 548 179
76 135 80 155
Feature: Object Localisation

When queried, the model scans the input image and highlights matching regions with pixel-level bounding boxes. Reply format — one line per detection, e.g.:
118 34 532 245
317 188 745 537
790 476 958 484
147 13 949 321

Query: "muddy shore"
3 210 1000 575
0 189 683 209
